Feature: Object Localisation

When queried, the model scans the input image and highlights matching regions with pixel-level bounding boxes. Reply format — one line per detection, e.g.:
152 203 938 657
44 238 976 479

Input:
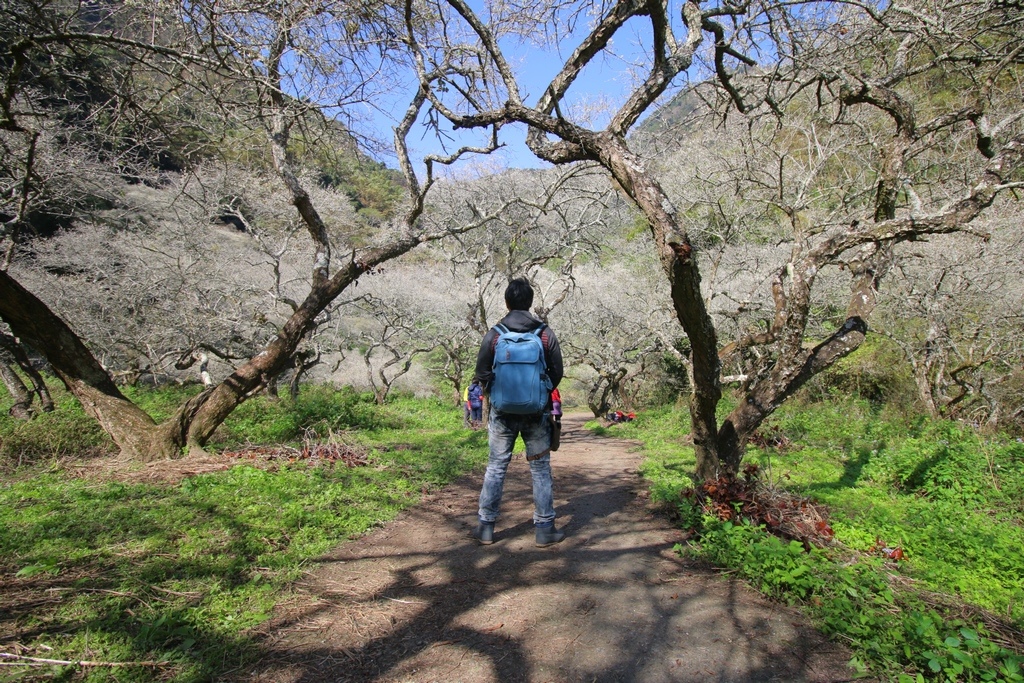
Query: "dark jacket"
467 382 483 407
474 310 563 393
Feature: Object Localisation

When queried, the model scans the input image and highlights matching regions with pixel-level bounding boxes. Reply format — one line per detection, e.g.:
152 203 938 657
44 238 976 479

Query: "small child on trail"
467 379 484 426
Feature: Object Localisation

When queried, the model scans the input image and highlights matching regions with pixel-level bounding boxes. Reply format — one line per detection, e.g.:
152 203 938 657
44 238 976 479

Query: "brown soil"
242 413 861 683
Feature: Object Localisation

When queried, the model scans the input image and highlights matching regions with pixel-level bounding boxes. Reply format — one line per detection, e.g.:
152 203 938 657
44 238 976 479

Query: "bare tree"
559 259 678 416
402 0 1024 479
0 1 498 459
336 292 432 405
875 222 1024 426
393 266 480 407
420 162 616 403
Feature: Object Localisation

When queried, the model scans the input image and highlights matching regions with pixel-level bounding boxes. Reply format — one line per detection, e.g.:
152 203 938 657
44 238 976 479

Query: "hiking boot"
535 525 565 547
474 521 495 545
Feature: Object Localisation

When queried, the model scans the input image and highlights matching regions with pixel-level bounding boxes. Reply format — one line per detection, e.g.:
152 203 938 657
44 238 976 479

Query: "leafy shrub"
802 335 916 408
863 421 1024 507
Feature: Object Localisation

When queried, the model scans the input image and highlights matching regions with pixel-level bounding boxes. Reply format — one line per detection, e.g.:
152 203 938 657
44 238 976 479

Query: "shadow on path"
244 414 860 683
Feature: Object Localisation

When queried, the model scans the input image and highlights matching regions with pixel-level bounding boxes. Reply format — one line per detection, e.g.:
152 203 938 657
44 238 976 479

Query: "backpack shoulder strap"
491 324 507 353
534 324 550 352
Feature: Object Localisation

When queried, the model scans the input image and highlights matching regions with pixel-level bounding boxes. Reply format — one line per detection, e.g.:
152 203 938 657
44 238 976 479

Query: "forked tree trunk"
598 135 888 480
693 249 886 479
587 366 626 418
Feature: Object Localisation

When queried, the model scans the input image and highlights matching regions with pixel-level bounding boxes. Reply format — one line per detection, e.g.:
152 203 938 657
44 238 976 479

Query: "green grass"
761 405 1024 626
0 387 487 681
0 387 114 465
623 398 1024 682
5 380 1023 681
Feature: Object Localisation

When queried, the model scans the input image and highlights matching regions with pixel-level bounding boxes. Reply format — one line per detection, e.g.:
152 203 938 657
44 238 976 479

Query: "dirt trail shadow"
245 414 860 683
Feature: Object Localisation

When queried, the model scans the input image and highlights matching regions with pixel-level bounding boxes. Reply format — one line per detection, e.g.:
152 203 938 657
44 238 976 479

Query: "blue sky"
352 5 692 172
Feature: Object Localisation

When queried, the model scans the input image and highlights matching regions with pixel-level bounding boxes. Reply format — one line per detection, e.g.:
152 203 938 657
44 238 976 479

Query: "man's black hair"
504 277 534 311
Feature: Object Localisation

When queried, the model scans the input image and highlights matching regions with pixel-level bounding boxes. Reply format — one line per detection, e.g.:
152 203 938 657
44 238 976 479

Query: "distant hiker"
467 379 483 424
473 277 564 547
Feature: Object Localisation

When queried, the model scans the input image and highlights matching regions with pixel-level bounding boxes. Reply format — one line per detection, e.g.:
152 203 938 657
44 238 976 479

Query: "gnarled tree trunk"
0 331 54 417
0 270 175 459
0 357 32 419
586 366 627 418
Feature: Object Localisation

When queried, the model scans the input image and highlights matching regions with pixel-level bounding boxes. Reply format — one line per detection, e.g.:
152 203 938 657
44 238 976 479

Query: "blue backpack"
490 324 551 415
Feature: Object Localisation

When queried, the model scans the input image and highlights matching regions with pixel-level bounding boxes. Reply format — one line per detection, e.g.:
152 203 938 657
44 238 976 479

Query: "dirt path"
246 413 858 683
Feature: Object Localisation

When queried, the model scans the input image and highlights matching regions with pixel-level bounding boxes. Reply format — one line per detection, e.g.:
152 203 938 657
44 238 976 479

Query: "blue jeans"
478 408 555 526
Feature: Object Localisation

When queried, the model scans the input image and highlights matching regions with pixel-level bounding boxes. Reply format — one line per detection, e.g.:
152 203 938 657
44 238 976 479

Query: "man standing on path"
473 277 565 547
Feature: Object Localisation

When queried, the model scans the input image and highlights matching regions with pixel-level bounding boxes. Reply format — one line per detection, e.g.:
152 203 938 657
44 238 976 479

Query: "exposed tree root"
683 463 836 549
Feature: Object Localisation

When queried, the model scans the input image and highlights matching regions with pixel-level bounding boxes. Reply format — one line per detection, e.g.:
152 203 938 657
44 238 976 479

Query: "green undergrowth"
696 518 1023 682
0 387 486 682
0 387 115 465
625 399 1024 682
